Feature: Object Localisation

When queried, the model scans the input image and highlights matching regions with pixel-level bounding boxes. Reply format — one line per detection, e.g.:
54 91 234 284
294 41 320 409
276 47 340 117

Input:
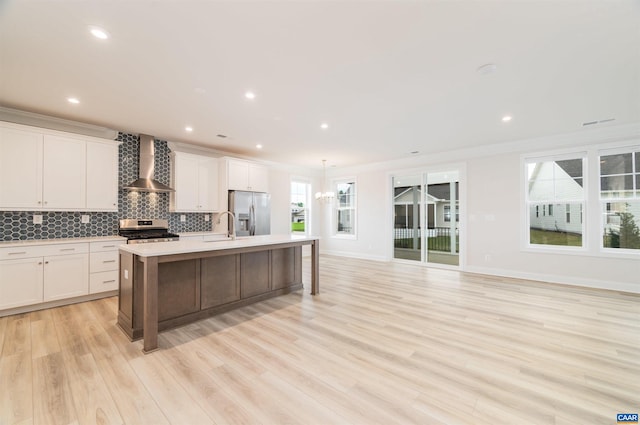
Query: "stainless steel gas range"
118 219 179 244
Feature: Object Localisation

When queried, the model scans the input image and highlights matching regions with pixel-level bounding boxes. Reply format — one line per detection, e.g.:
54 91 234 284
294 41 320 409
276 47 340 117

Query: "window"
291 180 310 235
600 149 640 250
334 179 356 237
526 155 585 248
443 205 459 222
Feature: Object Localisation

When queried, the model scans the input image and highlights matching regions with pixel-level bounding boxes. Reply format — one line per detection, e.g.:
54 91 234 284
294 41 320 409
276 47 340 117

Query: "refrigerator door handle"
249 204 256 235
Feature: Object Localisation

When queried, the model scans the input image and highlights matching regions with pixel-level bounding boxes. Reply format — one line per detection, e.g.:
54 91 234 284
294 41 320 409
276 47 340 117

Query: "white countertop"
0 235 126 248
119 234 318 257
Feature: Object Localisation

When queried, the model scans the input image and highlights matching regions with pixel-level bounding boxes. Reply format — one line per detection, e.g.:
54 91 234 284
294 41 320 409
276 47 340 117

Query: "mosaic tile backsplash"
1 132 213 241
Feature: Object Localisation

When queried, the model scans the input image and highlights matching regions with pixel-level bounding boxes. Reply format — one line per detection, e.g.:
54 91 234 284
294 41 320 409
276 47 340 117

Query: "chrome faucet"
216 211 236 240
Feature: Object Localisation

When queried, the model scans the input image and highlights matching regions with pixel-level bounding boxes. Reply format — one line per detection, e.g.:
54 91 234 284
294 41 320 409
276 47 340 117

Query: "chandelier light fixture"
315 159 335 202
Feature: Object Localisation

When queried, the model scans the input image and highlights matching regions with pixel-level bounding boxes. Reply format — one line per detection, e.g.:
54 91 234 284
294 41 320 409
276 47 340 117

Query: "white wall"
269 168 293 235
316 124 640 293
466 152 638 292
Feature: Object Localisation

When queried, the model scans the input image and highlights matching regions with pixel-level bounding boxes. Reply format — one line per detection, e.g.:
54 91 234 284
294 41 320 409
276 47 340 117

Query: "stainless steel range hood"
123 134 175 192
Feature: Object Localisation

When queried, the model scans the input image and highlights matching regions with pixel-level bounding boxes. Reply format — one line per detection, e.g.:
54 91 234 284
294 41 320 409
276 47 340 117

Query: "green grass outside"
529 229 582 246
291 222 305 232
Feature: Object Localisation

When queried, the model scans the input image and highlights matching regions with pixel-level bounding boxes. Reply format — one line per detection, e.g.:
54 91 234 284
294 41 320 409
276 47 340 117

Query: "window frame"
598 145 640 253
523 151 588 253
332 177 357 239
290 178 311 236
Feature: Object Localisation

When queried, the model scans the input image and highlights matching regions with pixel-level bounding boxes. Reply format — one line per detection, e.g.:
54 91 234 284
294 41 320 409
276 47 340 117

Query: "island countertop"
119 234 320 353
119 234 319 257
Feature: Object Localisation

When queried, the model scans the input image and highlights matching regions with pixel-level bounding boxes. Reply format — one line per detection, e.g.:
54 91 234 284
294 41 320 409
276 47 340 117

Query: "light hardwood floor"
1 255 638 425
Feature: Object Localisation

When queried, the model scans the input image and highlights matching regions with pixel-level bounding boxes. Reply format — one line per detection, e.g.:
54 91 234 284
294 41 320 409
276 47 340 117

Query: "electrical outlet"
180 214 186 222
81 214 90 224
204 214 210 222
33 214 43 225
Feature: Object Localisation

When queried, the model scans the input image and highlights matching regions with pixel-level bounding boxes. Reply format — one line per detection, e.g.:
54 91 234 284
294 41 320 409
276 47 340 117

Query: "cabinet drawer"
90 251 119 273
0 246 45 260
0 242 89 260
90 270 118 294
40 243 89 256
90 240 123 252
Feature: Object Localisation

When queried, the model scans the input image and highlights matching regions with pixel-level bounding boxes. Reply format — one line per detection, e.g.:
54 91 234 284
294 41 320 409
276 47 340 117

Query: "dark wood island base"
117 237 319 352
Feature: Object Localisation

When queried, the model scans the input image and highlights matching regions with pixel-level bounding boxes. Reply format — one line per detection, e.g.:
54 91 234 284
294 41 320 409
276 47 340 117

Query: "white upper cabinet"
42 135 86 209
0 126 43 209
227 158 269 192
170 152 219 212
86 142 119 211
0 122 120 211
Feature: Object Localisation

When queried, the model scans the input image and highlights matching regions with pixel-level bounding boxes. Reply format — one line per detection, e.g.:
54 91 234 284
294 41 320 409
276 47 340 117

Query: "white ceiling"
1 1 639 169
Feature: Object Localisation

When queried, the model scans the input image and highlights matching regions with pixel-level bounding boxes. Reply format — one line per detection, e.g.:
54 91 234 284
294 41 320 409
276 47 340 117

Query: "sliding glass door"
393 169 461 267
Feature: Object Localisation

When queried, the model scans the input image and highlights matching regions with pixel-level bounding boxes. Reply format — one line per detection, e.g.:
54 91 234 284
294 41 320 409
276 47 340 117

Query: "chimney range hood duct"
123 134 175 192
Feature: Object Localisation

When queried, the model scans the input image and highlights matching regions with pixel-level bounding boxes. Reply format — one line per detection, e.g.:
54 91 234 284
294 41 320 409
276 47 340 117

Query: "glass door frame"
390 163 465 271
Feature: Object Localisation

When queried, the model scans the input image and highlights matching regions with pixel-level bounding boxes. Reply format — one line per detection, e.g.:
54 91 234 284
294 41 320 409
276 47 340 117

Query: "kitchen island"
118 235 319 353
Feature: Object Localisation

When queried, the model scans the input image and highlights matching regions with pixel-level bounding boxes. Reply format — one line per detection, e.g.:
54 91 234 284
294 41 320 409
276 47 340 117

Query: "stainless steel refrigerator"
228 190 271 236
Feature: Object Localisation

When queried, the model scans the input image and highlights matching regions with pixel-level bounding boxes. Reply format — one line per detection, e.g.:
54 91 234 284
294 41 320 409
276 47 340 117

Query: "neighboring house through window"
525 154 585 248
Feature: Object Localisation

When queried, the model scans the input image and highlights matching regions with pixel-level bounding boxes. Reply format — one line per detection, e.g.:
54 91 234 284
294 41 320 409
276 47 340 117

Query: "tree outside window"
600 150 640 250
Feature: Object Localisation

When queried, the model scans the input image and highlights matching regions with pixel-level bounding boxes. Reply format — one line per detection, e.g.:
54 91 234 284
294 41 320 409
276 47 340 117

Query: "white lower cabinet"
43 253 89 301
0 237 123 314
89 241 120 293
0 257 44 310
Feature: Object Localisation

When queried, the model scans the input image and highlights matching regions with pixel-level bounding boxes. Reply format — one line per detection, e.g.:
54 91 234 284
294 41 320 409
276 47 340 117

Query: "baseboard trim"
465 265 639 294
321 249 388 262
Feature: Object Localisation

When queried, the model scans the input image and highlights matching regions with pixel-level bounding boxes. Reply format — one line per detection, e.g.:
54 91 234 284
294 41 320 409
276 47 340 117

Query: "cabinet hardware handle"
45 261 49 264
44 201 48 205
60 248 75 251
102 245 116 248
103 260 116 263
38 262 43 265
37 201 42 204
103 280 116 283
8 251 27 255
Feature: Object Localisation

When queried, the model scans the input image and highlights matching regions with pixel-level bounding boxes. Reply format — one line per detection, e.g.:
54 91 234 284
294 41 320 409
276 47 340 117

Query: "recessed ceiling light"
256 144 263 149
89 26 110 40
185 126 193 132
476 63 497 75
320 123 329 130
245 91 255 100
67 97 80 104
502 115 512 122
